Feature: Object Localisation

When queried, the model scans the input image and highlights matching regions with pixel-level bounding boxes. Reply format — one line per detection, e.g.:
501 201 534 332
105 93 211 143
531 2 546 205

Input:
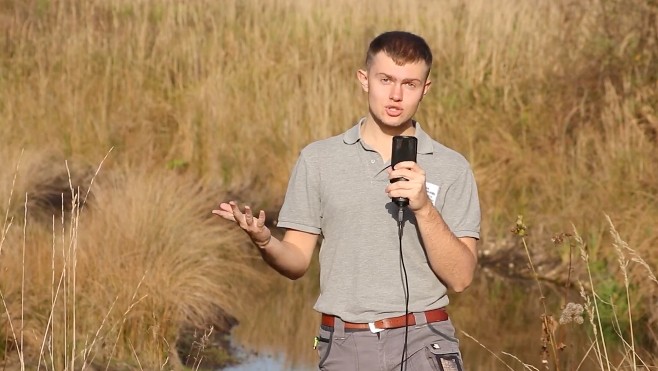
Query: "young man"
213 31 480 371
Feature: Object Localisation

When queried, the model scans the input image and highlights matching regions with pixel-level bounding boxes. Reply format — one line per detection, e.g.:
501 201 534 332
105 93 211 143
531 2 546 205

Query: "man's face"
357 51 431 129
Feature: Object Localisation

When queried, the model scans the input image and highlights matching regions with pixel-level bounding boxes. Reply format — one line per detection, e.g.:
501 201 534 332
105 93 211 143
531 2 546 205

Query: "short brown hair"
365 31 433 71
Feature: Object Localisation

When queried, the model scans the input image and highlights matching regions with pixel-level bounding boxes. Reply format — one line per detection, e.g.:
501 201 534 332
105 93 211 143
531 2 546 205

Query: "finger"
387 180 418 194
211 202 230 213
393 161 412 170
244 206 254 225
395 161 424 173
256 210 266 227
393 166 426 181
389 169 413 181
212 202 236 219
387 185 406 196
211 209 237 221
228 201 243 217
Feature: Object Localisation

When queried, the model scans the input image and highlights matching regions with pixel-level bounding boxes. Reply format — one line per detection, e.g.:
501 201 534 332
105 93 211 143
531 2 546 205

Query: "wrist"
254 235 272 248
413 201 435 218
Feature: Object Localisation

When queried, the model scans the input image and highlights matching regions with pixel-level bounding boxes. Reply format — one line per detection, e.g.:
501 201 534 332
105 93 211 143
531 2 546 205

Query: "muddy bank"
176 313 241 370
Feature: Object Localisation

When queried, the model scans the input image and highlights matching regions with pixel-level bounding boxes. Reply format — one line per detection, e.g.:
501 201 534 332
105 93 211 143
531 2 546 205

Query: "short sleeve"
440 167 481 239
276 150 322 234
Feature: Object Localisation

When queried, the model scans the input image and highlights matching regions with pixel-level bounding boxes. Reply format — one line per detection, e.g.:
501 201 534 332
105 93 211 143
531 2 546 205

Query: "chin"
371 112 412 129
383 117 410 128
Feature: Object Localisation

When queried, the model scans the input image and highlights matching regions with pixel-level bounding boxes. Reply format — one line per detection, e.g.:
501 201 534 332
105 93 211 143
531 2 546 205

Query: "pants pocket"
316 326 357 371
425 345 464 371
316 331 332 369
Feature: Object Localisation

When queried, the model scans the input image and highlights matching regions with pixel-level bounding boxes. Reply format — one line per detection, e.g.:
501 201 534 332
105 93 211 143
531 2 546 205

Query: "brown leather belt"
321 308 448 330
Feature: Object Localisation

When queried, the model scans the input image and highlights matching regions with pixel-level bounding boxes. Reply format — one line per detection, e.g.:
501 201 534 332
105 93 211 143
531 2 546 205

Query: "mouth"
385 106 403 117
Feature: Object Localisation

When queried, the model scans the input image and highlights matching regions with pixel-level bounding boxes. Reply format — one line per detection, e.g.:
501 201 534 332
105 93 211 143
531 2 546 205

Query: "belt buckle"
368 322 384 334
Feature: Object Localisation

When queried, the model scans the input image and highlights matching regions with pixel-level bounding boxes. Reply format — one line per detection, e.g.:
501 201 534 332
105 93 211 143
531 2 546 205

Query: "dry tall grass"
1 0 657 369
0 152 262 369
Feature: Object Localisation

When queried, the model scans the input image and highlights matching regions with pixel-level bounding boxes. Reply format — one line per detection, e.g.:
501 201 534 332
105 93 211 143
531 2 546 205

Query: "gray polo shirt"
277 119 481 323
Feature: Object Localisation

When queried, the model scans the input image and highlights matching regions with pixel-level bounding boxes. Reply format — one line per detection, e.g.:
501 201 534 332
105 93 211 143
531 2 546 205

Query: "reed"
455 215 657 370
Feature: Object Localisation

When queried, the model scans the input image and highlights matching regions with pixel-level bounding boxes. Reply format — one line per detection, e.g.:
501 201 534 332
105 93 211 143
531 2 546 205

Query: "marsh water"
224 354 313 371
222 261 606 371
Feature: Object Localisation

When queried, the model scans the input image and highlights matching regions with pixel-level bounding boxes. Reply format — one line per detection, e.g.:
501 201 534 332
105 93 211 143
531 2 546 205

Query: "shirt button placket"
369 157 378 182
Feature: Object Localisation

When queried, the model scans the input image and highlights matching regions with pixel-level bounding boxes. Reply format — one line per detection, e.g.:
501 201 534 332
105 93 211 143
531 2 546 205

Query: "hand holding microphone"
389 136 418 208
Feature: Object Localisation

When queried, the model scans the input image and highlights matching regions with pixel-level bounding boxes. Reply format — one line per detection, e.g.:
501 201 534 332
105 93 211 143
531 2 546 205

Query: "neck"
360 117 416 161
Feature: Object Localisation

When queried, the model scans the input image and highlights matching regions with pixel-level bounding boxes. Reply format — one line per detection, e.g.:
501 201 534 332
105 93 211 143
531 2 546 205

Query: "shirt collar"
343 118 434 155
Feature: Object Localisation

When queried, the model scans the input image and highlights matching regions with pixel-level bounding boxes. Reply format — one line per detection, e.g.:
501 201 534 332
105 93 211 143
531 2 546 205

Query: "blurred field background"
0 0 657 369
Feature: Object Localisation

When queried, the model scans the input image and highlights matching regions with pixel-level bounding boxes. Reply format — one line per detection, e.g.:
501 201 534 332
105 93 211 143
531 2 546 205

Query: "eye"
405 82 417 88
381 77 391 84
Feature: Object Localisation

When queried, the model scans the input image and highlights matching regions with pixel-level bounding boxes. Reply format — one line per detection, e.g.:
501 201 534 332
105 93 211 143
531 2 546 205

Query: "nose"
389 83 403 101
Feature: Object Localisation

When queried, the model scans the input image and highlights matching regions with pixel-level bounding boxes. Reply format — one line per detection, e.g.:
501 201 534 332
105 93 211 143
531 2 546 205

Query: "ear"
422 78 432 96
357 69 369 92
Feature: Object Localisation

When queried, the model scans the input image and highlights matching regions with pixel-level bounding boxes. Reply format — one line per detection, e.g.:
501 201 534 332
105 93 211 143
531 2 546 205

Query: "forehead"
367 52 429 80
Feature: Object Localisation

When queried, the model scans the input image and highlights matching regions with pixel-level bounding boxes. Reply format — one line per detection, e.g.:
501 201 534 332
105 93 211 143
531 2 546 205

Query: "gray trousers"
315 313 464 371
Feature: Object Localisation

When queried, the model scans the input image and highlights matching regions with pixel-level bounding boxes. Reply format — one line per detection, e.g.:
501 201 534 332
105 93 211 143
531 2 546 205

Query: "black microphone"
390 135 418 208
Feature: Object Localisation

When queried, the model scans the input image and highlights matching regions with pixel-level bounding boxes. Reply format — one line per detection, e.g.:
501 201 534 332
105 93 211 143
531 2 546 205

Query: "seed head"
559 302 584 325
511 215 528 237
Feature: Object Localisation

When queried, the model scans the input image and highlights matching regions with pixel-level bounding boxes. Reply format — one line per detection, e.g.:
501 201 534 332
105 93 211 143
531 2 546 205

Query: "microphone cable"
397 207 410 371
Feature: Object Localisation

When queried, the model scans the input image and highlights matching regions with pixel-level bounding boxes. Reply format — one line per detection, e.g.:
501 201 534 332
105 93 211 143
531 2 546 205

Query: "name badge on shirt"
426 182 440 205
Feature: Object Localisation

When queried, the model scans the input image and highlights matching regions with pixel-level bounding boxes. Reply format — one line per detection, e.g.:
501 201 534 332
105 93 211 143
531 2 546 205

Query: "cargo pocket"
425 344 463 371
